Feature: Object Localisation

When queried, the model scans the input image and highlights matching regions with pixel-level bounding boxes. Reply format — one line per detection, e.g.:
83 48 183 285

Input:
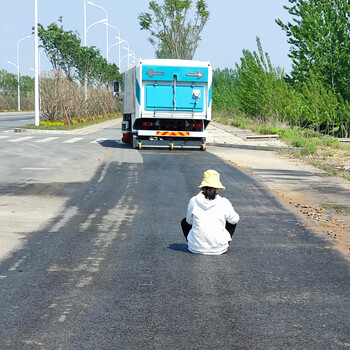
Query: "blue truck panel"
145 84 204 112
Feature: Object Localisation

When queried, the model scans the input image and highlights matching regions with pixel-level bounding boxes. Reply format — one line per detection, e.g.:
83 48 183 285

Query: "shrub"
40 71 121 122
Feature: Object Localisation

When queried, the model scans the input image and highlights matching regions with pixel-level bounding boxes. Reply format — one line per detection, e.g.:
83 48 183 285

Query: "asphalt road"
0 119 349 349
0 111 36 130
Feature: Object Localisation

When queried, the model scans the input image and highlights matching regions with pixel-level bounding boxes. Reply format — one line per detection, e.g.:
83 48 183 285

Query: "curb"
206 142 295 152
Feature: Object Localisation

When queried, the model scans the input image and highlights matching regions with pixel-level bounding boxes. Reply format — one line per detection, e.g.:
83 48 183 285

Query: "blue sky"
1 0 292 77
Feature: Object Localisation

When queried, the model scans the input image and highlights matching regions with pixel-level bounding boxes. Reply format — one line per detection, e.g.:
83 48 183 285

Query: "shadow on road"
168 243 189 253
99 140 131 148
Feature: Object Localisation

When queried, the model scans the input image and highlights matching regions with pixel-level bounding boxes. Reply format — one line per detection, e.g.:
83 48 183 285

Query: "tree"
38 17 81 81
74 46 120 87
37 18 121 88
276 0 350 101
0 69 17 95
212 68 240 112
138 0 209 59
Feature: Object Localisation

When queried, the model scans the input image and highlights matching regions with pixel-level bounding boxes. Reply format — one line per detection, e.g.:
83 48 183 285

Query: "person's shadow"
168 243 189 253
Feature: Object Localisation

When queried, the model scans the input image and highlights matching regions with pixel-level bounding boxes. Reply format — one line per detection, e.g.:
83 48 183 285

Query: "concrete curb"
206 142 295 152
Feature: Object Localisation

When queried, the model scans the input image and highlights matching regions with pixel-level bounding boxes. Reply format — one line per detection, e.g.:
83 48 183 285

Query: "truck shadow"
98 139 205 152
99 140 131 148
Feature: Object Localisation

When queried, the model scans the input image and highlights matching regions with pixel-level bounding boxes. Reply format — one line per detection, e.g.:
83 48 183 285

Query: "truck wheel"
138 142 142 150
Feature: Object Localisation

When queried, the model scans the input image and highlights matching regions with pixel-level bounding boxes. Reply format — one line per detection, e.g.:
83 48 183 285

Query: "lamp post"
128 49 137 64
116 39 131 71
7 35 31 112
86 18 107 40
121 40 130 68
34 0 39 125
87 1 109 61
84 0 87 47
104 23 121 69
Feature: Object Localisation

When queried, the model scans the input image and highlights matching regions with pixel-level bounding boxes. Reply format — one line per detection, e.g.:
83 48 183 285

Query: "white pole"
87 1 109 61
34 0 40 126
16 48 20 112
84 0 87 99
15 35 31 111
104 23 121 69
84 0 87 47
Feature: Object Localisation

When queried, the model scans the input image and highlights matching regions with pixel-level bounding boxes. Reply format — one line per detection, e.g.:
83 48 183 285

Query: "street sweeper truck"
119 59 212 150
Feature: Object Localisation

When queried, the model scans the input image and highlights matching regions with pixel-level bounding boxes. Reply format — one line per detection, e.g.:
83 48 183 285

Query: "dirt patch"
279 147 350 182
272 188 350 259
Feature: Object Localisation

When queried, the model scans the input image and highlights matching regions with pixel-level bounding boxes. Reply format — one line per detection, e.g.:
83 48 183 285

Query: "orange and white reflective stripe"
156 131 190 137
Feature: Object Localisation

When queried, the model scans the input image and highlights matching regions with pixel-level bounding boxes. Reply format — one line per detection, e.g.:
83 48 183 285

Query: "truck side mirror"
113 81 120 98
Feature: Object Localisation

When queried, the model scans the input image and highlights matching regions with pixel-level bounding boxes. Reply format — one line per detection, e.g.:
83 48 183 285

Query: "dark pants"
181 218 237 240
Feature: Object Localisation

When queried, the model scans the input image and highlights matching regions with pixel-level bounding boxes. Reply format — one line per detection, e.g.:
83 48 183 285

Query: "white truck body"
121 59 212 149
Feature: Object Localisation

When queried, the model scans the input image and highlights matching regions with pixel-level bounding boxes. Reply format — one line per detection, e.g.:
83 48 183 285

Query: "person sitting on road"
181 169 240 255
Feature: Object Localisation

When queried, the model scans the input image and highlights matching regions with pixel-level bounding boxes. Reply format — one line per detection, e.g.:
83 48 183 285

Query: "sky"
1 0 293 77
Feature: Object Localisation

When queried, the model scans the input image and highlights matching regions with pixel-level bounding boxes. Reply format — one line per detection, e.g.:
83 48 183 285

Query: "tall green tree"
37 18 120 87
0 69 17 95
212 68 239 112
0 70 34 97
75 46 120 87
138 0 209 59
276 0 350 100
38 17 81 81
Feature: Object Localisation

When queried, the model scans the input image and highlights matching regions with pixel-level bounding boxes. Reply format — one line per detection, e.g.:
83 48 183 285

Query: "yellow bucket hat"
199 169 226 190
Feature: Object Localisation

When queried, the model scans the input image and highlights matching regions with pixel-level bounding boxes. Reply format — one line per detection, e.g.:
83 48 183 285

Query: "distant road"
0 111 36 130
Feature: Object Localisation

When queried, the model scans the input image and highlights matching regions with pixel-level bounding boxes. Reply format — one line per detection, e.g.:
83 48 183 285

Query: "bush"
40 71 121 123
300 142 318 155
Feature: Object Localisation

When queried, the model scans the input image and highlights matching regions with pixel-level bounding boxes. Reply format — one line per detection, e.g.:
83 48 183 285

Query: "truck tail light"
190 123 202 129
143 121 156 127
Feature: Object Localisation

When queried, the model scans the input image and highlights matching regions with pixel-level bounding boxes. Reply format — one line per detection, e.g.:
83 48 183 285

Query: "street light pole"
104 23 121 69
7 35 31 112
120 40 130 68
86 18 107 38
84 0 87 47
128 49 137 64
34 0 40 126
87 1 109 61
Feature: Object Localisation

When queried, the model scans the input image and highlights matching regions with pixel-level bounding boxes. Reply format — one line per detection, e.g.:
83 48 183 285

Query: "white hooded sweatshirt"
186 192 240 255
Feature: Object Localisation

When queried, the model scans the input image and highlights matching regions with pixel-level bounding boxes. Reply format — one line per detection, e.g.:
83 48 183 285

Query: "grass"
213 112 350 181
21 114 121 131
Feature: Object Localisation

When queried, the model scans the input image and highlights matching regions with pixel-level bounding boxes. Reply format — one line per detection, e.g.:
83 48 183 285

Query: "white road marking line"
35 137 60 143
63 137 83 143
9 136 35 142
0 136 10 139
21 167 54 171
90 138 107 143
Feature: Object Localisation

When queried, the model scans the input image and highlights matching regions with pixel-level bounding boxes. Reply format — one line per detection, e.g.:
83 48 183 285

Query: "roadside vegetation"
0 17 122 125
212 0 350 181
0 69 34 111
